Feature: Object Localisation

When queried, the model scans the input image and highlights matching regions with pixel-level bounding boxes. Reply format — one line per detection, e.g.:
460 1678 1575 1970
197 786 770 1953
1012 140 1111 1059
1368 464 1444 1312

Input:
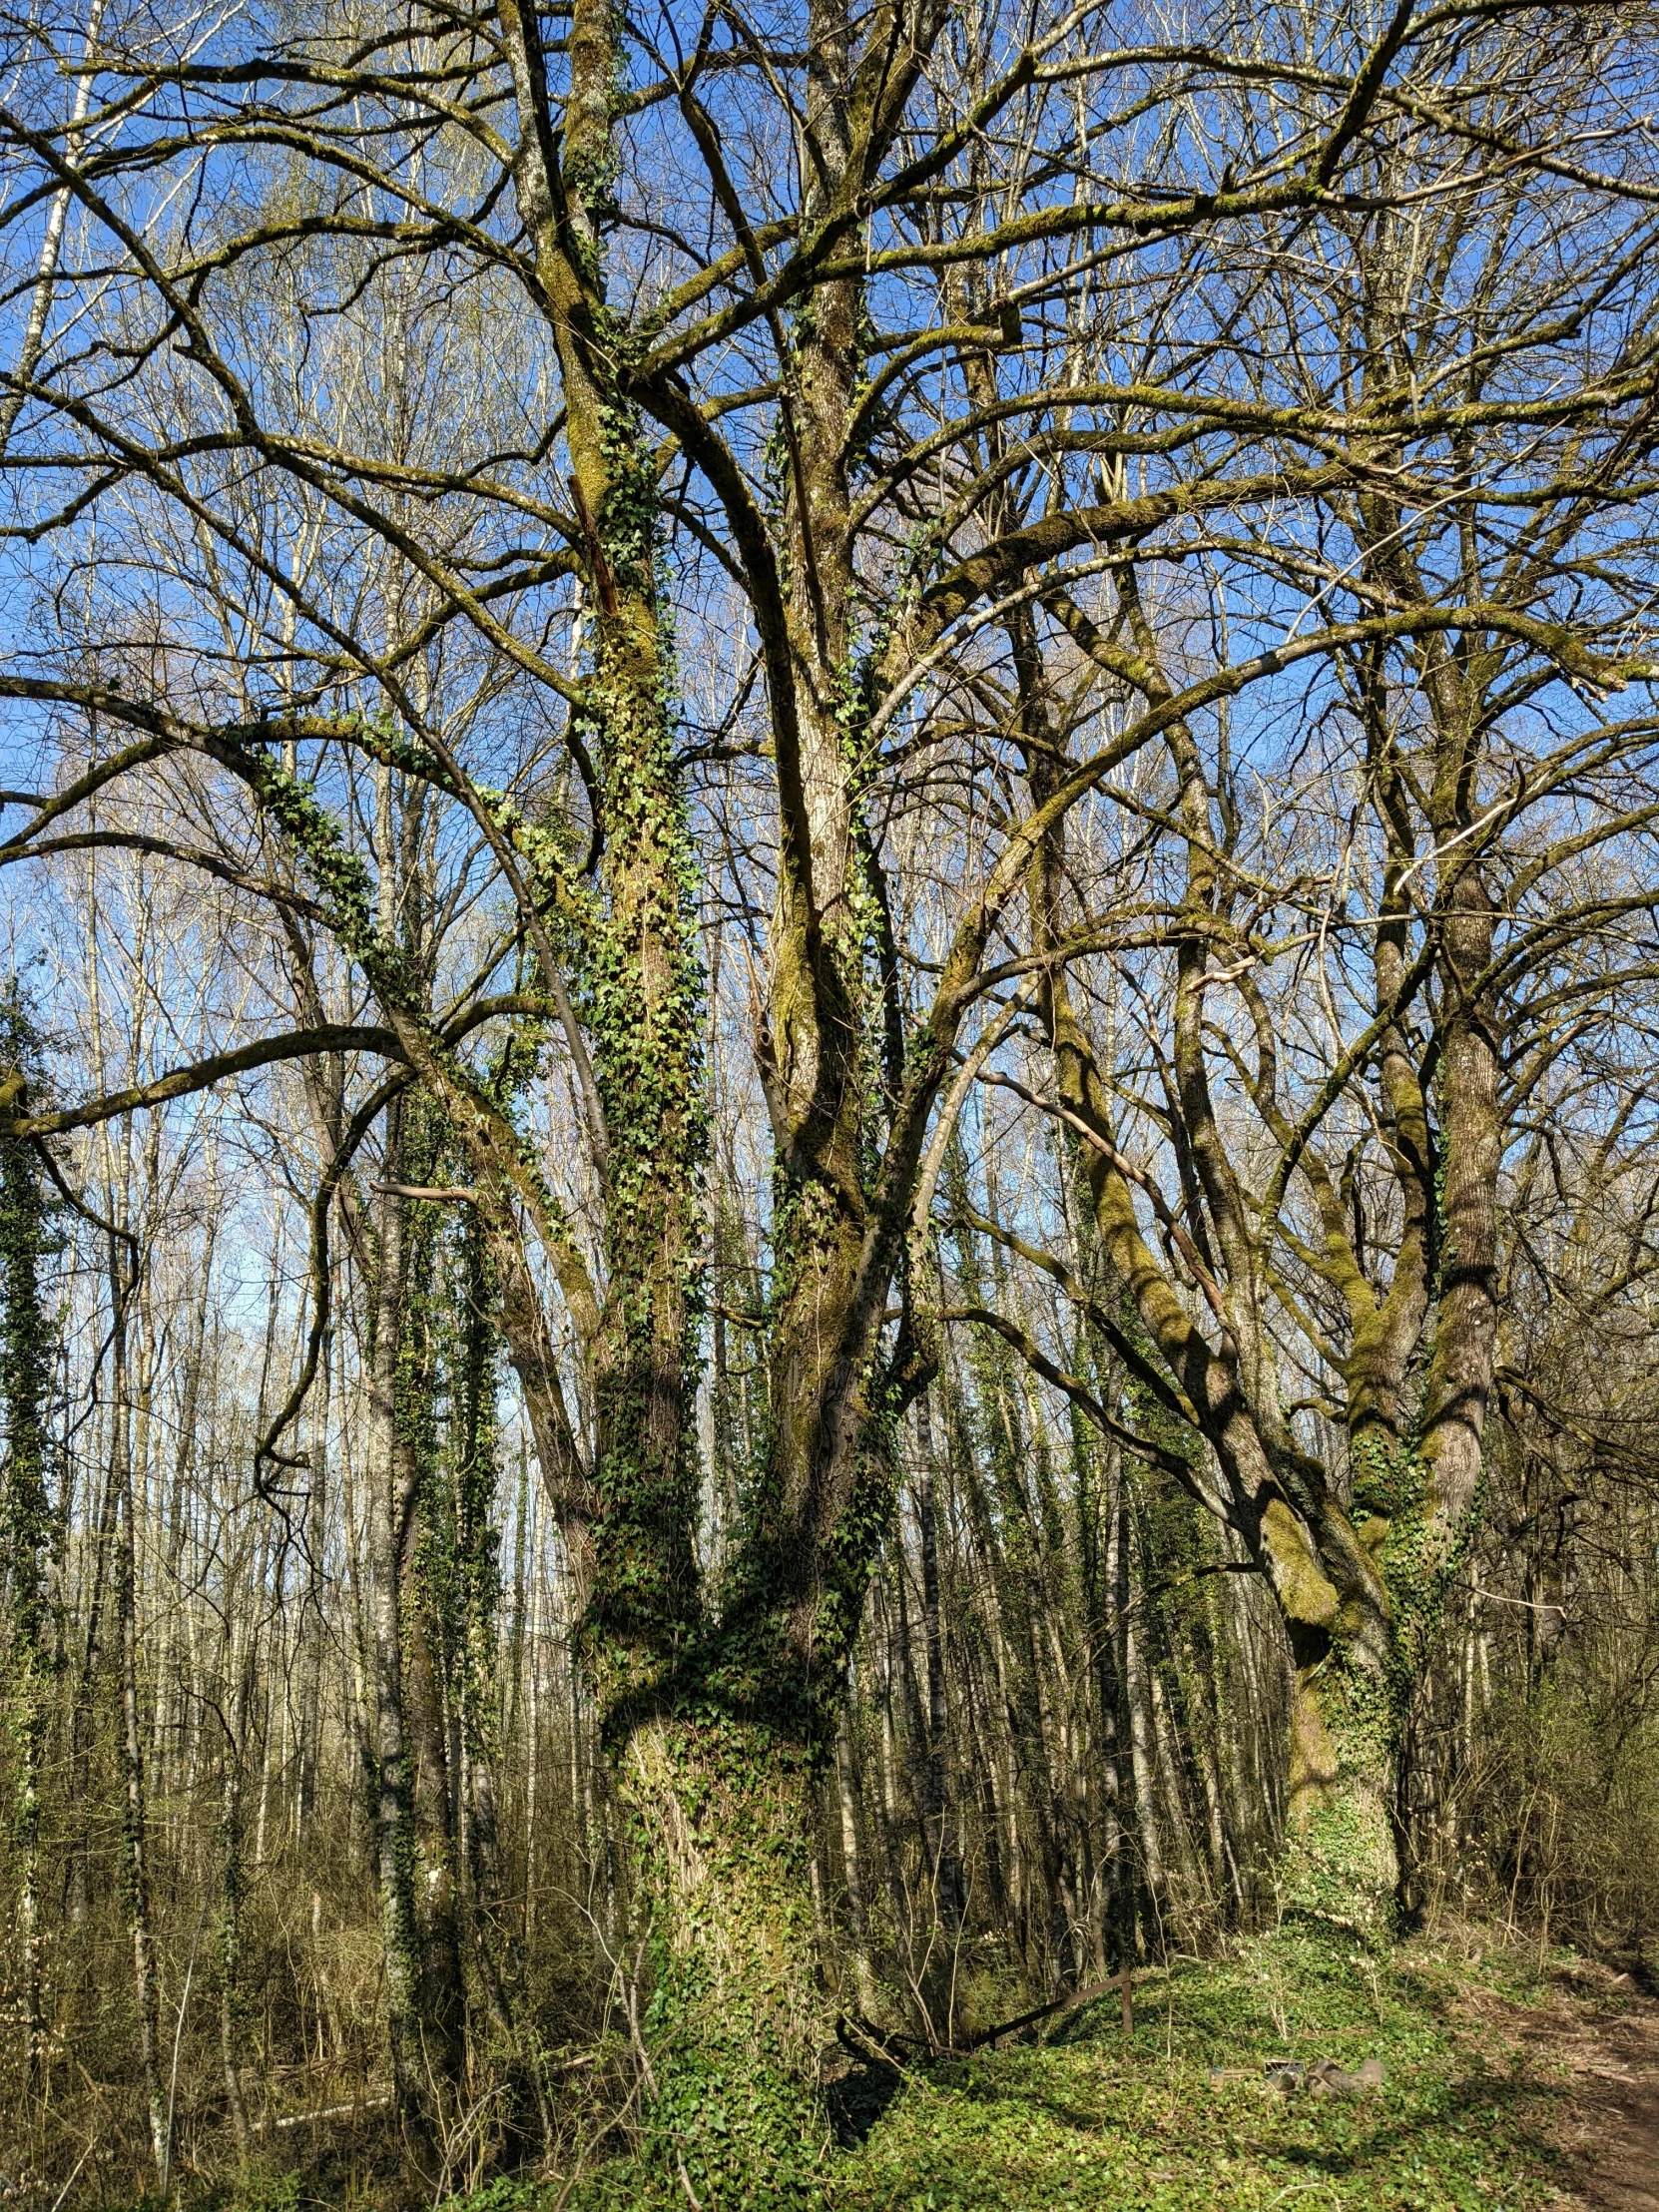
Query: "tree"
3 0 1658 2194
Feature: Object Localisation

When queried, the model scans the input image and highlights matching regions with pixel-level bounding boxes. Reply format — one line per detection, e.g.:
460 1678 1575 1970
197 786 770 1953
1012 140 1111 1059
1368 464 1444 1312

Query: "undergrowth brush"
444 1928 1603 2212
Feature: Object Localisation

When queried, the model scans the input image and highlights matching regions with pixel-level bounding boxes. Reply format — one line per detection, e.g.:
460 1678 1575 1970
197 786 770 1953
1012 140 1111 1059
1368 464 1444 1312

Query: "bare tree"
2 0 1658 2197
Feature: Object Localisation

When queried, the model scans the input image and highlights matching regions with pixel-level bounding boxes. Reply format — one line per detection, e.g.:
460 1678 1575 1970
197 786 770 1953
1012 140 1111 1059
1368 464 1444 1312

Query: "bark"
1283 1625 1397 1929
1419 864 1502 1534
499 0 704 1712
624 1717 830 2206
362 1119 434 2152
110 1246 167 2185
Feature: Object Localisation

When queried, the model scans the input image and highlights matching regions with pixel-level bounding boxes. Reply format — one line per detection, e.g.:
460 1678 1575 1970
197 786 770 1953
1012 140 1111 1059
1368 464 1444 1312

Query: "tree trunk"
1122 1537 1165 1916
111 1246 167 2187
400 1549 467 2097
219 1659 252 2157
834 1710 878 2018
363 1120 435 2156
914 1390 960 1938
0 1095 51 2090
624 1717 830 2207
1283 1620 1397 1934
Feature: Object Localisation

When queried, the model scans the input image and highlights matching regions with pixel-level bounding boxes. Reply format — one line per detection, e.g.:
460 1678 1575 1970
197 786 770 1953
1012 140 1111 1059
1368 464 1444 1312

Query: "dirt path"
1559 2002 1659 2212
1460 1962 1659 2210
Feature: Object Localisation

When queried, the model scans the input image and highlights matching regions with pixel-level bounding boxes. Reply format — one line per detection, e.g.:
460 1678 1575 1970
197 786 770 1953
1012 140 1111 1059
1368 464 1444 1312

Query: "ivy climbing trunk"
396 1174 468 2106
498 0 740 2187
500 0 705 1714
1275 1512 1398 1928
623 1718 828 2203
0 1039 51 2088
496 0 976 2185
363 1121 438 2157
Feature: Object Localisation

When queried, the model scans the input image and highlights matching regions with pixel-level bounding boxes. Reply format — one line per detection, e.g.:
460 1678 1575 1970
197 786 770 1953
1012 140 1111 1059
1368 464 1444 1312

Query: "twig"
160 1902 209 2202
257 2091 394 2130
49 2141 94 2212
369 1181 477 1204
960 1965 1158 2052
835 2013 924 2078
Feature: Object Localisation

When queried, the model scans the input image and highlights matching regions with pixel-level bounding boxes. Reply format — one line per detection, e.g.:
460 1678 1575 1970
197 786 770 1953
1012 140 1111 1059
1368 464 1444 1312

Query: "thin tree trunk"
914 1391 960 1937
835 1704 878 2016
111 1235 167 2186
363 1108 432 2154
1121 1489 1163 1936
0 1092 52 2089
220 1631 253 2157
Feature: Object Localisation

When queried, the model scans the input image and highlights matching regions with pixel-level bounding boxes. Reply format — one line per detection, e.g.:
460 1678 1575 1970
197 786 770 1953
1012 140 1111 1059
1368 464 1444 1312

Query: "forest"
2 0 1659 2205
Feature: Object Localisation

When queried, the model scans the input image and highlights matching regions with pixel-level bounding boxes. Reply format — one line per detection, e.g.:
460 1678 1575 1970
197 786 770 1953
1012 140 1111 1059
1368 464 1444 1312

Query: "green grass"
835 1933 1568 2212
445 1932 1582 2212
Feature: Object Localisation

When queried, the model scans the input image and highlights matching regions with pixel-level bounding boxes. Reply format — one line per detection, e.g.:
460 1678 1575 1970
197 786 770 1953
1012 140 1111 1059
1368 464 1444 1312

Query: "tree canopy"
3 0 1659 2202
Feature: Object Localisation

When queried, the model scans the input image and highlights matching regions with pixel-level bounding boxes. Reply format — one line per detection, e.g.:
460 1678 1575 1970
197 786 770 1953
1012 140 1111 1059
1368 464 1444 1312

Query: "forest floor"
818 1929 1659 2212
428 1928 1659 2212
1460 1954 1659 2212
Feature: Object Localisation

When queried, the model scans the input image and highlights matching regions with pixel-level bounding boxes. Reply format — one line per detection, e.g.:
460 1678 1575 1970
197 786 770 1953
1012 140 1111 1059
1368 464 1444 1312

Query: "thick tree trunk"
1419 871 1502 1538
624 1717 830 2207
1254 1474 1400 1933
1282 1620 1398 1933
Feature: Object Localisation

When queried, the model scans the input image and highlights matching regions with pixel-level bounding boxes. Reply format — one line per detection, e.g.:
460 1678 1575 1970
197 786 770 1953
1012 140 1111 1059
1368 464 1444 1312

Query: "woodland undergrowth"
416 1925 1609 2212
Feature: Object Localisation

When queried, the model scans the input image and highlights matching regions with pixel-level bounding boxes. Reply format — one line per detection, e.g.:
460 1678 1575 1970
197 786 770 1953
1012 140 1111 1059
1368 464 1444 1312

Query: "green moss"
577 1716 833 2209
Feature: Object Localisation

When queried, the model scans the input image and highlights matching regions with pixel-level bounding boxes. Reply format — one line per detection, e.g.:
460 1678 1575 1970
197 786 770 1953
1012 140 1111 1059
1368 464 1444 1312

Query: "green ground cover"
446 1932 1586 2212
831 1934 1568 2212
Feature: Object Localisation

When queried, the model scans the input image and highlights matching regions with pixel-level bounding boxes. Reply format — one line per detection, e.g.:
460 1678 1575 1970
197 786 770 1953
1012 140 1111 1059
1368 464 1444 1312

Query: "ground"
1450 1950 1659 2212
821 1937 1575 2211
558 1930 1658 2212
265 1927 1659 2211
823 1933 1659 2212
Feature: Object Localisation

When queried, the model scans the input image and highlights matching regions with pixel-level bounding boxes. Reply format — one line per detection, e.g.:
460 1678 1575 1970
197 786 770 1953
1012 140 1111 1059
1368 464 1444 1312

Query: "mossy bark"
1284 1653 1397 1932
1266 1497 1398 1933
624 1717 830 2208
494 0 978 2179
501 0 706 1719
607 2 913 2170
581 572 705 1708
498 8 794 2189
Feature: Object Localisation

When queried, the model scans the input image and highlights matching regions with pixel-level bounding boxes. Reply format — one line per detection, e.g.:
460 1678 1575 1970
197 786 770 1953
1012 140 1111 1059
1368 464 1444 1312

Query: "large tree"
3 0 1658 2193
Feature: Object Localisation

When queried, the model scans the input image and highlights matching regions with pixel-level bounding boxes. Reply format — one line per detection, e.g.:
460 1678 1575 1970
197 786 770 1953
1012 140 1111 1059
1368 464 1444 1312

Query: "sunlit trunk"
363 1129 434 2152
625 1717 830 2207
